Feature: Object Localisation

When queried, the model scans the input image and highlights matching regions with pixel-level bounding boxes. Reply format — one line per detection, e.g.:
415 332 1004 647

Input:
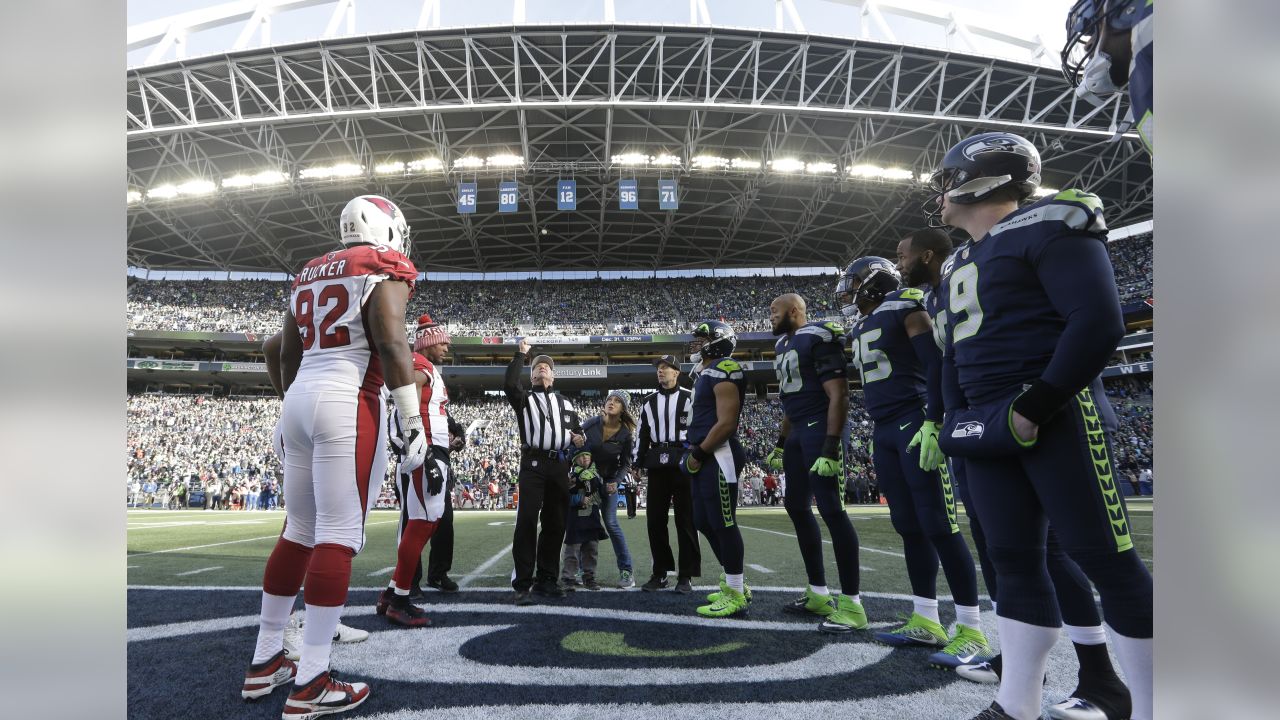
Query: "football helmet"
689 320 737 364
339 195 411 255
1062 1 1142 105
836 257 901 318
922 132 1042 228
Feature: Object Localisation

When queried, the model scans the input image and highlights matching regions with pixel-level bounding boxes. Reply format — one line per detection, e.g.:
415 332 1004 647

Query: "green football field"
126 500 1153 720
127 500 1152 591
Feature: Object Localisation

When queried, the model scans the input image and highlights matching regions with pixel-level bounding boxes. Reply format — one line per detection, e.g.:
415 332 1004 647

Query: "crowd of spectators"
125 234 1153 336
1109 232 1154 304
1104 376 1155 494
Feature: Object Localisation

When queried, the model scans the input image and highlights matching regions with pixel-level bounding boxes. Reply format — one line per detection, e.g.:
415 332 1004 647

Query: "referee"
636 354 700 593
505 338 586 605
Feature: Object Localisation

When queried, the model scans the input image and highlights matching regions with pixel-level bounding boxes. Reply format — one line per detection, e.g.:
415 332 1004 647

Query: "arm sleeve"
909 331 944 423
503 350 526 411
1015 234 1127 424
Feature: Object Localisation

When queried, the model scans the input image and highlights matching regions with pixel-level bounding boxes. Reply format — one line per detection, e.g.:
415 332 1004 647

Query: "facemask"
1075 51 1120 108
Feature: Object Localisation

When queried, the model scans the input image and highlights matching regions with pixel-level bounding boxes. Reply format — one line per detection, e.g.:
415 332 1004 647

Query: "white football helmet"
339 195 411 255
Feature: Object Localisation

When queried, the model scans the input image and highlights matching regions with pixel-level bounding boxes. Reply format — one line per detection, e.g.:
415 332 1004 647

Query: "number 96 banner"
618 179 638 210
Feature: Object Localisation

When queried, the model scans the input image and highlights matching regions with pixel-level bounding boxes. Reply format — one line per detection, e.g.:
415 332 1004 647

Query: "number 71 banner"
658 179 678 210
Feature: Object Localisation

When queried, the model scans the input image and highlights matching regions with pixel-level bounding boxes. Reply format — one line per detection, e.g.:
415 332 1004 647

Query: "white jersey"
413 352 451 448
289 244 418 393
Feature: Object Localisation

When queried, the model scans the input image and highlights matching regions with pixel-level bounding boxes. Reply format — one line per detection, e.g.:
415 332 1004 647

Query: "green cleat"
783 587 837 617
818 594 869 633
872 612 948 647
927 624 993 668
705 574 752 604
696 586 749 618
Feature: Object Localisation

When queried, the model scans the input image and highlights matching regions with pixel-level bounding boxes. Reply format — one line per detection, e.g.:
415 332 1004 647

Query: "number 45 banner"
658 179 678 210
457 182 478 214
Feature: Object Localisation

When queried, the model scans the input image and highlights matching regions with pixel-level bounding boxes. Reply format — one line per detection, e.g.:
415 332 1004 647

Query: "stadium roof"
126 20 1151 273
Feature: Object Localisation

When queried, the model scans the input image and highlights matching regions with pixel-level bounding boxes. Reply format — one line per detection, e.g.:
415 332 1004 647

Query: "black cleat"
426 576 459 593
641 576 670 592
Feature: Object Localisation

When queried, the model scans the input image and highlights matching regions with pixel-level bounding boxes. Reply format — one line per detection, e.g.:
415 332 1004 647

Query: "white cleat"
284 614 368 661
1047 697 1112 720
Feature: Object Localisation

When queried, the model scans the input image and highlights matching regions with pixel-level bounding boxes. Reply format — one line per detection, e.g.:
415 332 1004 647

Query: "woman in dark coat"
582 390 636 588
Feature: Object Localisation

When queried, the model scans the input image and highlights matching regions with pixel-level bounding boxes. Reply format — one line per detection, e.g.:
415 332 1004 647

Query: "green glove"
907 420 944 471
809 436 843 477
765 442 785 471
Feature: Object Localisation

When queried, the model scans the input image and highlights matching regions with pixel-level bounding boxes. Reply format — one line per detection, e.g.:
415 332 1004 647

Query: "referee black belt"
522 448 566 461
651 442 686 451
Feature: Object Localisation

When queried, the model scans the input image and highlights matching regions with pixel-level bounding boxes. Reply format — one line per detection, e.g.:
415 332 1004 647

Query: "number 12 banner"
557 180 577 211
658 179 678 210
618 179 638 210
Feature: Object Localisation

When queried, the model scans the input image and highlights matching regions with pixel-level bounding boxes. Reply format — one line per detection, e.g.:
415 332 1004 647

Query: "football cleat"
1049 679 1132 720
927 624 993 668
817 594 869 634
696 587 749 619
283 614 304 661
873 612 948 647
956 658 1001 685
782 587 837 618
333 623 368 644
282 670 370 720
705 574 753 604
1047 697 1115 720
968 701 1018 720
375 588 394 617
385 596 432 628
242 650 297 701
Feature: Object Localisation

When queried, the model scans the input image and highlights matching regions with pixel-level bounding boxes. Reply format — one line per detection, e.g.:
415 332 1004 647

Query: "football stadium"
126 2 1154 719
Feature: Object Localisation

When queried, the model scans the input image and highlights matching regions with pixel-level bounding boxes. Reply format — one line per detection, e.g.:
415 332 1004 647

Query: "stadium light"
147 184 179 200
407 157 443 172
300 163 363 179
730 158 762 171
848 164 915 181
453 156 484 170
222 170 288 188
806 161 837 174
612 153 650 166
770 158 806 173
176 179 217 196
1033 186 1060 197
487 154 525 168
881 167 914 180
127 190 142 204
375 161 406 175
692 155 729 170
652 154 682 167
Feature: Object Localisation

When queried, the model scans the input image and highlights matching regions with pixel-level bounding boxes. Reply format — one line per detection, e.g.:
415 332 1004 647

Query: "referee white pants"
279 383 388 554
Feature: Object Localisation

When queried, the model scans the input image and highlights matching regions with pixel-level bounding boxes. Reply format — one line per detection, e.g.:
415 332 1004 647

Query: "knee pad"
986 544 1061 627
1065 548 1152 638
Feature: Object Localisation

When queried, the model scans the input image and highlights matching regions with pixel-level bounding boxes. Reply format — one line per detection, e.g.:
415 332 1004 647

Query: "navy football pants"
782 423 862 594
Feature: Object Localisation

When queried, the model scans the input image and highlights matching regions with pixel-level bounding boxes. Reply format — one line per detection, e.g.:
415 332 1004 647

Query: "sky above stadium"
128 0 1076 68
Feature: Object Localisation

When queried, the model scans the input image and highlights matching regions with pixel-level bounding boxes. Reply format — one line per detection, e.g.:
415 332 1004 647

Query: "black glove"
425 461 445 496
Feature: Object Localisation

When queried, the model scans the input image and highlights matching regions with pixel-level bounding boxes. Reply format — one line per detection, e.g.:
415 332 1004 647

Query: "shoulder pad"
715 358 742 373
796 323 838 342
989 192 1107 238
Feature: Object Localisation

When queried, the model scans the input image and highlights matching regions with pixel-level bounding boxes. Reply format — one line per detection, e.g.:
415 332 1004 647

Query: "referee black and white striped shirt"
503 350 582 452
636 383 692 463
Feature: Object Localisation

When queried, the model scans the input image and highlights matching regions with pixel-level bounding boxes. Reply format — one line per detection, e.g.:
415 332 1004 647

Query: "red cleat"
282 670 370 720
241 650 296 701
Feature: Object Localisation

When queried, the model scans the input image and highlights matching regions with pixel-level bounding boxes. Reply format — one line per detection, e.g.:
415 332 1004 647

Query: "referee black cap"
652 354 680 370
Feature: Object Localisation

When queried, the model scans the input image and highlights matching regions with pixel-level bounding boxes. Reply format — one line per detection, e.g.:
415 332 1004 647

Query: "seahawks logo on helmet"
961 135 1034 162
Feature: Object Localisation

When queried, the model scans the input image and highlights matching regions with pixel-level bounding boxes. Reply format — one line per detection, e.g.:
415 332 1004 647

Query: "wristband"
389 384 421 423
690 445 710 463
1011 379 1071 426
821 435 841 459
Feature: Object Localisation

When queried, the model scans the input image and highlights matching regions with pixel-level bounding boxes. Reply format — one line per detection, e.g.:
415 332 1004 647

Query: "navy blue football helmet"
689 320 737 363
921 132 1042 228
836 257 901 318
1062 0 1143 89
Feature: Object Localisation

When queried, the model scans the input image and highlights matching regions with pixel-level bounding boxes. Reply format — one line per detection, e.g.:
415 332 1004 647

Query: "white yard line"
128 519 397 558
737 524 905 558
746 563 773 574
458 543 514 589
368 566 396 577
175 566 223 577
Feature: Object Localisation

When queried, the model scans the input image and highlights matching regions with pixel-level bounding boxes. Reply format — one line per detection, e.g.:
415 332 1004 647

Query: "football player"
899 229 1132 720
765 293 868 633
835 258 989 666
242 194 427 719
923 132 1152 720
377 314 465 627
1062 0 1153 154
682 321 751 618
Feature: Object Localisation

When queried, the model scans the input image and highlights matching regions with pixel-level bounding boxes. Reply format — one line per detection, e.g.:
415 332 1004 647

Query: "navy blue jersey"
925 241 971 349
1129 0 1153 155
946 190 1111 406
848 287 929 423
687 358 747 446
774 320 848 423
